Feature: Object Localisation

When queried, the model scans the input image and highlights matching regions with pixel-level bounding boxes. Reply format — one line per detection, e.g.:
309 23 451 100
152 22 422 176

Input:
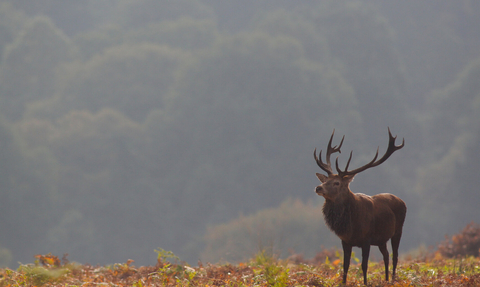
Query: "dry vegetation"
1 223 480 286
0 252 479 286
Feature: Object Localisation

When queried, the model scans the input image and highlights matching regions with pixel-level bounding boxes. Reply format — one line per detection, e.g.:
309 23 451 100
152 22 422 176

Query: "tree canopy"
0 0 478 266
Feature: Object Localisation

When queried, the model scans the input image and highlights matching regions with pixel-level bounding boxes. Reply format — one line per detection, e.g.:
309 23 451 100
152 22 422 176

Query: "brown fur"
313 128 406 285
315 173 406 285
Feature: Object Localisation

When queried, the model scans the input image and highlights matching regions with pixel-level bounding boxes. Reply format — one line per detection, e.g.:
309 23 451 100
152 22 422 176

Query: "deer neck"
322 192 354 237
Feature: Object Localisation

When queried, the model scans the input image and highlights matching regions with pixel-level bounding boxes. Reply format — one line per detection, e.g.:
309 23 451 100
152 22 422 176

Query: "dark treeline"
0 0 479 266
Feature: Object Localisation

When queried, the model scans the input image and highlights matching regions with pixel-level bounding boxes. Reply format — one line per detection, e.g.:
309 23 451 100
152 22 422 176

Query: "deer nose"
315 186 323 195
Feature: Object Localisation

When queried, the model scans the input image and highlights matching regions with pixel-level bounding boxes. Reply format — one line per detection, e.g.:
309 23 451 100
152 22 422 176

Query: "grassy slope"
0 252 479 286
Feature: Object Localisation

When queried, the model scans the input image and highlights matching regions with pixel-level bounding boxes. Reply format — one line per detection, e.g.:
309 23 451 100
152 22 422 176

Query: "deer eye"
333 181 340 186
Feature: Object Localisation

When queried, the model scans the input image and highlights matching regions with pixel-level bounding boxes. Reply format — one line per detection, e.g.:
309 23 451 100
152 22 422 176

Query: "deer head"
314 127 404 198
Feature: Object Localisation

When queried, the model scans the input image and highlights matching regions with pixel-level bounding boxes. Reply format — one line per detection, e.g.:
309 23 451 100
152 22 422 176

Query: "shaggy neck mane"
322 199 352 236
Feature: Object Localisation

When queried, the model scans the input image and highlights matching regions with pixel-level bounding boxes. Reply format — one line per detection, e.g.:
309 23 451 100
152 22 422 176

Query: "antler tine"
314 148 333 175
388 127 405 150
314 129 344 176
326 131 344 166
337 127 404 177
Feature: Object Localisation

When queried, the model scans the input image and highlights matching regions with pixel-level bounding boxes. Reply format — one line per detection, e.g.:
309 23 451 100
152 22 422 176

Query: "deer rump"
322 193 406 247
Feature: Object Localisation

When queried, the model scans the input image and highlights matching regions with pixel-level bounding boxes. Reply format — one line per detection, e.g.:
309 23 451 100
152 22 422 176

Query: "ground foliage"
438 222 480 258
1 250 480 287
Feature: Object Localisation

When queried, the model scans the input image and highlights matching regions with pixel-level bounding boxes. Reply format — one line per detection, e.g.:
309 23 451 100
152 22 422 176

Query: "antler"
336 127 404 177
314 129 345 175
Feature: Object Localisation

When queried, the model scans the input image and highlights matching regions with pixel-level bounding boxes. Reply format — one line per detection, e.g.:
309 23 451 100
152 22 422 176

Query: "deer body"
314 128 406 285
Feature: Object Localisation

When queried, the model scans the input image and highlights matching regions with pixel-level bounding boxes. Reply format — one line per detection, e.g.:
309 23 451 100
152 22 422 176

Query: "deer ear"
344 174 355 183
316 173 328 183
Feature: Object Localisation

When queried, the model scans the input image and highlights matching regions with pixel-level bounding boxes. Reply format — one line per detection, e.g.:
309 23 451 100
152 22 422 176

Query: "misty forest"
0 0 479 268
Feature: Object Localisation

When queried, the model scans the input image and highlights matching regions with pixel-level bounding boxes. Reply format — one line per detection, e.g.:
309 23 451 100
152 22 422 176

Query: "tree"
0 16 73 121
369 0 480 100
17 109 160 265
0 115 57 265
2 0 109 36
0 3 26 57
414 58 480 243
143 32 360 261
202 0 319 32
254 9 332 65
112 0 213 29
202 198 337 263
123 17 219 52
28 43 188 122
424 58 480 156
300 1 409 145
74 17 219 60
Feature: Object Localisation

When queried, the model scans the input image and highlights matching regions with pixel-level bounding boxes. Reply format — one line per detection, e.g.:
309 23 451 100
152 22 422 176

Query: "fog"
0 0 479 267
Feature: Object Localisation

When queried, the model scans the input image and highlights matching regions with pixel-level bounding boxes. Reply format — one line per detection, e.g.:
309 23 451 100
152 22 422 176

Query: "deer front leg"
341 241 352 284
361 243 371 285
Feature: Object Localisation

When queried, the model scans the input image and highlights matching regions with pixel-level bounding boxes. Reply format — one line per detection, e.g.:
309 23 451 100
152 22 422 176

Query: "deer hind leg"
361 243 371 285
341 241 352 284
391 231 402 280
378 243 389 281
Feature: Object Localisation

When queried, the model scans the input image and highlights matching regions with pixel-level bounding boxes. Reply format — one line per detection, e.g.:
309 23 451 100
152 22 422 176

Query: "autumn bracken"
2 251 480 286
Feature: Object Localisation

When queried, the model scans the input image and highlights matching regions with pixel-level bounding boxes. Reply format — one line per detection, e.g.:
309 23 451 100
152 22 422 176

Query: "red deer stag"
313 128 406 285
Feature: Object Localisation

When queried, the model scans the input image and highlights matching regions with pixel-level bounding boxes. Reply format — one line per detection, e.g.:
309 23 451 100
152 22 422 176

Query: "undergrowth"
2 223 480 286
1 251 480 286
